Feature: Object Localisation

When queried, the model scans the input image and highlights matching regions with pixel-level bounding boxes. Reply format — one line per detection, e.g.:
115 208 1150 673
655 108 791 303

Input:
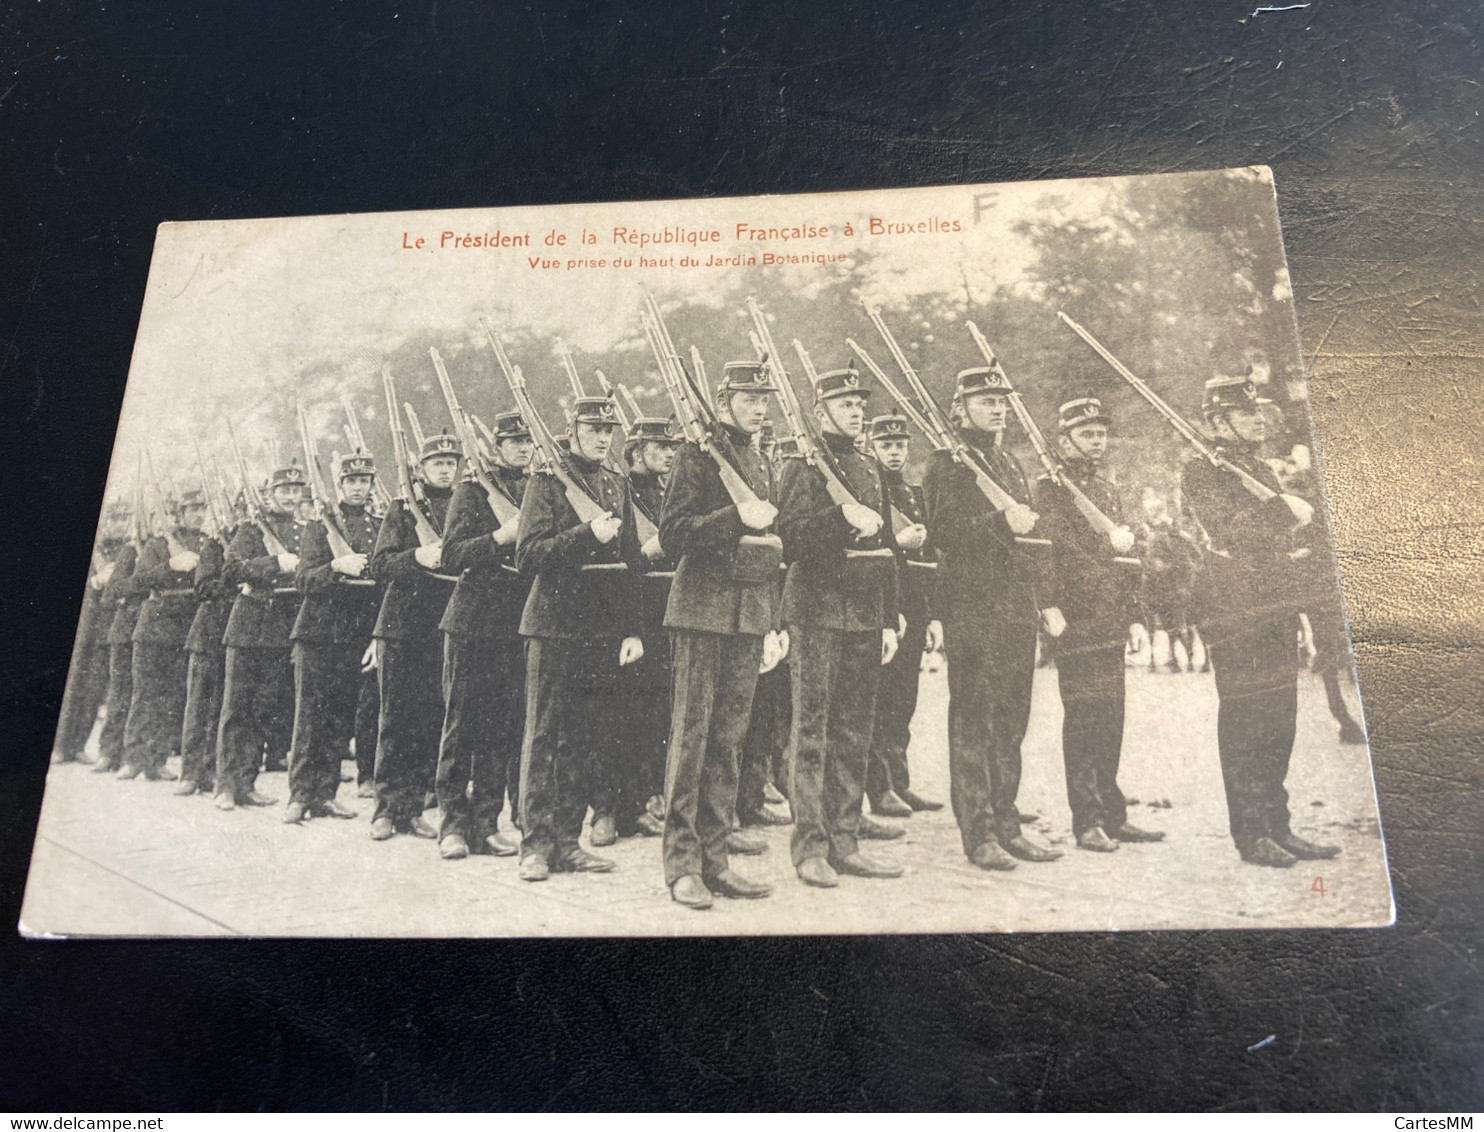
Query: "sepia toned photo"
20 168 1393 937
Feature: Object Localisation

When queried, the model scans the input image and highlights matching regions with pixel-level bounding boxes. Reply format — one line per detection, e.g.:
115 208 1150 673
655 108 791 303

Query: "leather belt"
644 570 676 579
844 548 894 559
907 560 939 570
579 562 628 572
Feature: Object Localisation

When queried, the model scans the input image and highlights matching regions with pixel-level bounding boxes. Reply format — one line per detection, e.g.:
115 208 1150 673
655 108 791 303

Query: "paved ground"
19 658 1393 938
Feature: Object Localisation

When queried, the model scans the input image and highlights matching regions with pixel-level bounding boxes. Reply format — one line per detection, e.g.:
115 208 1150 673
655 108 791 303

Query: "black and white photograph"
19 169 1392 937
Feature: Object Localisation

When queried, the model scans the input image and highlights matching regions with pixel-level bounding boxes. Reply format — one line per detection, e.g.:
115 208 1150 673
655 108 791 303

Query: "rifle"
689 347 713 409
747 297 869 520
556 341 586 400
225 420 290 557
131 452 151 548
615 383 646 429
846 338 944 446
1056 311 1278 502
428 347 522 525
193 440 230 542
143 449 189 556
863 304 1032 523
340 394 394 512
592 370 631 432
640 297 763 509
295 401 356 559
403 402 428 453
966 320 1134 555
379 369 443 547
481 318 612 525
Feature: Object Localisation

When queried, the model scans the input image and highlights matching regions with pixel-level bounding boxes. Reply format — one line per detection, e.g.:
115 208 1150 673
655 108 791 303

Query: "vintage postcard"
21 169 1392 937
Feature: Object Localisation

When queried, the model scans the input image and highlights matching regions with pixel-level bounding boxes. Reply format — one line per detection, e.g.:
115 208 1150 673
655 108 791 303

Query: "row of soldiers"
55 313 1349 911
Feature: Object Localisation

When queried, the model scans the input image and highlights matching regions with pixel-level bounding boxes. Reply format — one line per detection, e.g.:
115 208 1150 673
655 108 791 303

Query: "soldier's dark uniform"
1033 398 1148 844
922 368 1043 862
865 414 939 815
515 397 643 875
776 370 899 876
215 469 306 806
176 530 232 795
120 501 210 779
93 541 144 773
1181 375 1334 866
1291 474 1365 744
286 455 383 818
54 516 130 762
659 366 781 897
369 435 460 836
435 417 531 853
603 417 678 839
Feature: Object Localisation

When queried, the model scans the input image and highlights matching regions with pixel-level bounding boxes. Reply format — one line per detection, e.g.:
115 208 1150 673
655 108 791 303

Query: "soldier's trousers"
519 636 618 864
738 660 791 818
1054 633 1128 836
596 634 671 835
663 631 763 886
97 642 134 771
289 641 374 809
123 640 190 773
787 626 880 867
868 608 926 801
56 640 110 759
1205 614 1299 851
944 616 1036 853
354 671 379 786
179 648 224 791
436 632 524 843
215 645 293 801
373 634 443 827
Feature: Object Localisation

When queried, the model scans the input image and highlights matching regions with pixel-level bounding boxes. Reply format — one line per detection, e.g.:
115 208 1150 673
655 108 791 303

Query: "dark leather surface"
1 0 1479 1111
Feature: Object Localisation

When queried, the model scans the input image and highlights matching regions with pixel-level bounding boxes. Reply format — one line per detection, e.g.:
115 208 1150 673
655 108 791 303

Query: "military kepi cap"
179 487 209 508
418 432 463 462
954 366 1014 399
627 417 679 444
338 451 377 479
719 361 778 394
567 396 619 426
869 413 911 441
1058 397 1111 432
270 463 307 489
492 411 532 440
813 367 870 403
1202 374 1273 414
774 436 802 459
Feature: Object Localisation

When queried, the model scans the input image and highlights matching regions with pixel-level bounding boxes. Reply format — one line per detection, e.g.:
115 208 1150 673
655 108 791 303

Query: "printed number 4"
1310 877 1326 898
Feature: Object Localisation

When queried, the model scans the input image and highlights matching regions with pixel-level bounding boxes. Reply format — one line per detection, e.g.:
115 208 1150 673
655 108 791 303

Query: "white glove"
276 553 300 573
332 552 368 577
842 503 883 538
895 523 927 550
1041 607 1067 639
92 562 116 589
760 629 784 674
1005 504 1038 536
618 636 645 666
881 628 899 666
590 513 622 544
737 500 777 530
925 619 943 653
169 551 200 573
361 641 378 673
1109 525 1137 555
776 628 790 663
1280 493 1314 527
492 519 519 545
1128 622 1149 653
414 544 443 570
640 534 663 560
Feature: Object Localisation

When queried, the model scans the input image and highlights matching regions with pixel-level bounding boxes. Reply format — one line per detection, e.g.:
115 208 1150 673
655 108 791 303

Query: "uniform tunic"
369 487 456 827
435 469 531 844
867 468 935 806
1182 447 1303 851
1034 461 1142 836
287 502 382 809
179 534 231 791
658 427 779 885
777 430 899 867
215 513 304 801
515 451 643 866
123 526 207 773
922 429 1038 853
